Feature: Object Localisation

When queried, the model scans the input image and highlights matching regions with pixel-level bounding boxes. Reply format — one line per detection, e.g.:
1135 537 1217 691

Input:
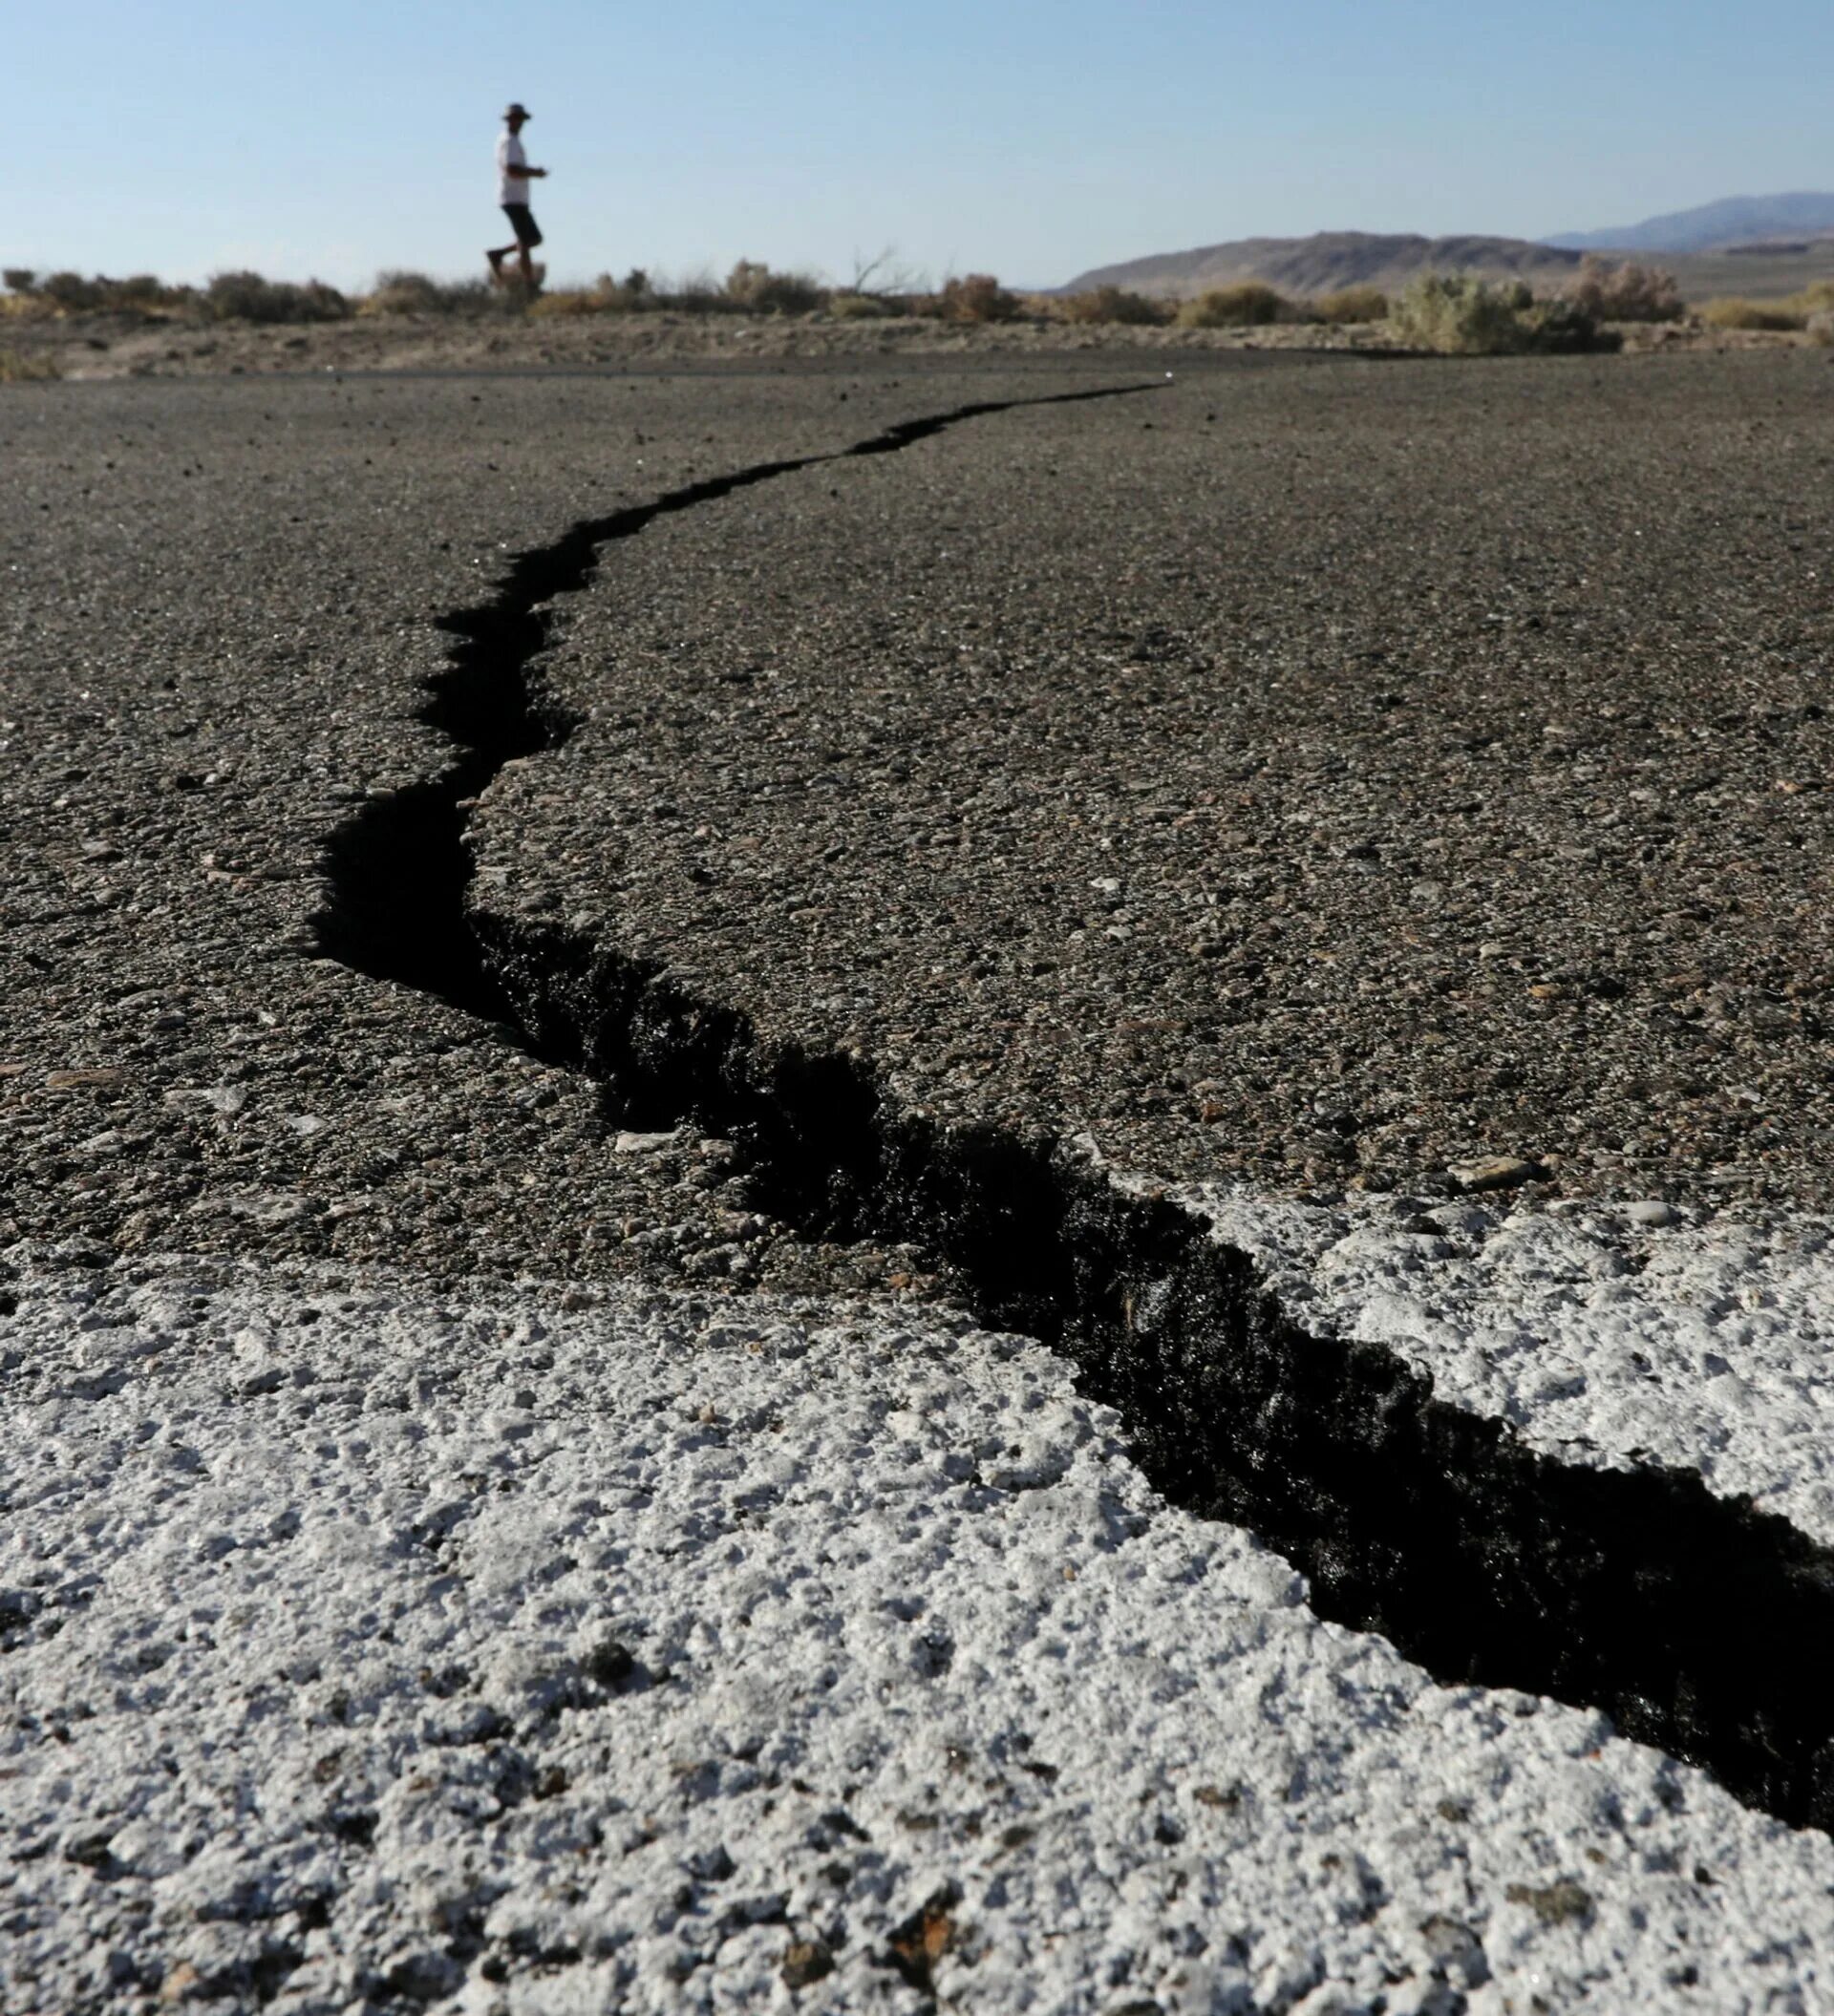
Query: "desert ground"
5 346 1834 2011
2 298 1818 386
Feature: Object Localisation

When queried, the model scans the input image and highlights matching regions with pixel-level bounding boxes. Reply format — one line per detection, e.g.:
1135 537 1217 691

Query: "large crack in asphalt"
313 389 1834 1836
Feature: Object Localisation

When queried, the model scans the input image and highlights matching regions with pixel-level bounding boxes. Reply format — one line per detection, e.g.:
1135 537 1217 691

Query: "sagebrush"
1558 256 1683 324
205 271 349 324
1313 286 1389 324
1176 284 1288 328
1061 286 1170 327
1390 272 1613 355
360 270 499 317
724 259 824 314
934 274 1022 323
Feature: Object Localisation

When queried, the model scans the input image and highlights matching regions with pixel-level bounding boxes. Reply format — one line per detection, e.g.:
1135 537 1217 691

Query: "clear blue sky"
14 1 1834 289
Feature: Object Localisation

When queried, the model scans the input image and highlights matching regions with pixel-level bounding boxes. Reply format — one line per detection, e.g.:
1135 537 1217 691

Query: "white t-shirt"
497 130 530 206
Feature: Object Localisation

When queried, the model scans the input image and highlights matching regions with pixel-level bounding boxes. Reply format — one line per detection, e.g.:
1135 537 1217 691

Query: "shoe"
486 248 505 278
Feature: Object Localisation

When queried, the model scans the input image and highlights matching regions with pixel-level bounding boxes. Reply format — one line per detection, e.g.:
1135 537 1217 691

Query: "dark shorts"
501 202 543 249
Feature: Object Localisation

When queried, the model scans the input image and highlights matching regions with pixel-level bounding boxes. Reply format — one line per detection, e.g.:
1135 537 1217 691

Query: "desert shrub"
1061 285 1170 327
936 273 1021 323
1390 272 1612 354
1700 296 1805 331
1557 256 1682 323
359 269 495 316
0 347 60 382
205 270 350 323
724 259 824 313
826 291 889 319
1808 310 1834 348
1521 295 1616 353
1314 285 1389 324
1176 283 1287 328
530 270 650 316
6 270 191 314
652 268 729 313
101 273 171 308
96 273 193 312
38 271 104 310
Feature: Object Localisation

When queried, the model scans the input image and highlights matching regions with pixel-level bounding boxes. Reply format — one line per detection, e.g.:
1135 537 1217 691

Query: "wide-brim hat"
503 102 531 119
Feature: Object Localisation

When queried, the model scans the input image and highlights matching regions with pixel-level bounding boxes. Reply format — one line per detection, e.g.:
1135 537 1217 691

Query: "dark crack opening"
311 386 1834 1836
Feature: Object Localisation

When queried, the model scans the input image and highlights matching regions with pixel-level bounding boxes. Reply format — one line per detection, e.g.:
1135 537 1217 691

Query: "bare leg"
517 244 535 286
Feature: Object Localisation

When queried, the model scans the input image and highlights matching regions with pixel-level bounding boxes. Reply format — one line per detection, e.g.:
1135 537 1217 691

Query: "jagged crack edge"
312 384 1834 1836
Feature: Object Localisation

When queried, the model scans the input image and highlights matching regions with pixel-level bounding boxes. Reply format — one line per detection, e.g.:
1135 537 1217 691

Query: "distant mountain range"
1546 193 1834 253
1061 197 1834 301
1063 232 1581 300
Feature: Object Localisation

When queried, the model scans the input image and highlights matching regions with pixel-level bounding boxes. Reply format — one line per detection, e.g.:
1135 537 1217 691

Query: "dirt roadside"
5 303 1815 380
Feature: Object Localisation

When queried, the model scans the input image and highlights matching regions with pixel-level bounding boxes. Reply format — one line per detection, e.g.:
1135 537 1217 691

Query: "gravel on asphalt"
6 1259 1832 2016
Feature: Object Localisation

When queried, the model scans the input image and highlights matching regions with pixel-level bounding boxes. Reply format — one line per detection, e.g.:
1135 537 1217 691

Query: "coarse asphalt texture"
8 1263 1834 2014
5 349 1834 2010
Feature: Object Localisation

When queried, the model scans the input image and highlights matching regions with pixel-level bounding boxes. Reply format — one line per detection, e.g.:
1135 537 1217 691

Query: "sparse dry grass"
358 270 499 317
1700 297 1805 331
0 348 60 382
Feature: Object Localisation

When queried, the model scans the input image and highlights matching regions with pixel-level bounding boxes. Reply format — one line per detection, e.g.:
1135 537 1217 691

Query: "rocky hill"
1062 231 1583 299
1548 192 1834 253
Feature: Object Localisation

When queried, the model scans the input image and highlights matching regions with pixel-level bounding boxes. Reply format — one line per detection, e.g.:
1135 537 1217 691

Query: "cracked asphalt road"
1 364 1115 1294
8 351 1834 2011
484 349 1834 1215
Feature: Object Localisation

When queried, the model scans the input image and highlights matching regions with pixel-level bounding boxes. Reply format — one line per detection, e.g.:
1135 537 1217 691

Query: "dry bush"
1176 283 1288 328
935 274 1022 323
101 274 186 309
1391 272 1611 354
1061 286 1171 327
528 269 652 317
724 259 824 313
360 270 496 316
1558 256 1682 323
1700 297 1805 331
653 269 728 313
38 271 104 311
0 348 60 382
206 271 350 324
826 292 890 319
1 269 191 315
1313 285 1389 324
1808 309 1834 348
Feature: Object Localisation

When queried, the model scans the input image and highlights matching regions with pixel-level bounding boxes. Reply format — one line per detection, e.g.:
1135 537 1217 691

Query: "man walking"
487 103 548 288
